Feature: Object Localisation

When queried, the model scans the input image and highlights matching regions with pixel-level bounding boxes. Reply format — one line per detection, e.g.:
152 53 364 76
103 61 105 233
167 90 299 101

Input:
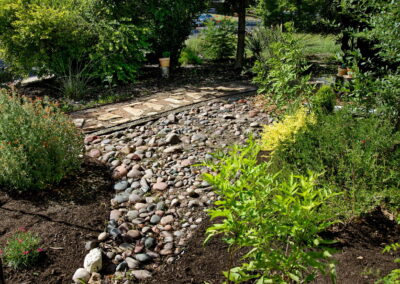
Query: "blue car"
195 14 213 27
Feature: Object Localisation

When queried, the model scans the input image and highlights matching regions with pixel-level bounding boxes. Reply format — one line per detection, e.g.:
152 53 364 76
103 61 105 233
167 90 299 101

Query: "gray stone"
165 133 181 145
126 210 139 221
135 253 151 262
140 178 150 193
144 237 156 249
163 145 183 154
127 169 143 179
116 261 128 272
129 193 142 203
150 214 161 224
114 193 129 204
125 257 139 269
156 201 166 211
131 270 152 280
85 240 99 251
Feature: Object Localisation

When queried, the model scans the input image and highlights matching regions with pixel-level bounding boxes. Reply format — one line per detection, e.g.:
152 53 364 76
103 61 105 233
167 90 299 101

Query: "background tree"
222 0 255 69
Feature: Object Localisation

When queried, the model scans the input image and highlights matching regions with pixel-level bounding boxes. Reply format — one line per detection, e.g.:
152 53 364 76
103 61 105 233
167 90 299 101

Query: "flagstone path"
70 82 257 134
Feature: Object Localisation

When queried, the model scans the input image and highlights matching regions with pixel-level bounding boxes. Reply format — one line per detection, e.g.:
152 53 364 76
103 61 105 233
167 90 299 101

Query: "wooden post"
0 257 5 284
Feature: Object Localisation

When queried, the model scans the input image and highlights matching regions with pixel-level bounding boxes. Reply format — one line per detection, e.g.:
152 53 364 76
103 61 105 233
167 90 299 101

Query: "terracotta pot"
337 66 347 77
159 58 170 67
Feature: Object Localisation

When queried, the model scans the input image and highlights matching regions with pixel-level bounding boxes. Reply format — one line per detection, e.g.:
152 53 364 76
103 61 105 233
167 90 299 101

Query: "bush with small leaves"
0 91 83 191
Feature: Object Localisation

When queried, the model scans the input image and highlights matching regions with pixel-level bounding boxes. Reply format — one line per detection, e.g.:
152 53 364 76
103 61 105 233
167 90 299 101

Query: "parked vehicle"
195 14 213 27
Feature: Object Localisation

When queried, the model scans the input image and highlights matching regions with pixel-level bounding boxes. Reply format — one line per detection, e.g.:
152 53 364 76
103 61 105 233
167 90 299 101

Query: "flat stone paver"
70 82 256 133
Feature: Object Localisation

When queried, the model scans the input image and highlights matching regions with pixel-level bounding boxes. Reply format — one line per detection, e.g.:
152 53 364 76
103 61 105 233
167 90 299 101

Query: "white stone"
72 268 90 283
84 248 102 273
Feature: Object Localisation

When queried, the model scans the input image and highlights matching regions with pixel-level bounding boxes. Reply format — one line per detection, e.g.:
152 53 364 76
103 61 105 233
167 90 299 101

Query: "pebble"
130 270 152 280
125 257 139 269
110 210 122 221
160 215 174 226
98 232 108 242
135 253 151 262
150 214 161 224
152 182 168 191
80 99 269 282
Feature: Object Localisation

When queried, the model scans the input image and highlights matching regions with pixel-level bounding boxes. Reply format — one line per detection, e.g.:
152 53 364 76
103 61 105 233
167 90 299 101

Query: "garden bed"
0 157 112 284
145 208 400 284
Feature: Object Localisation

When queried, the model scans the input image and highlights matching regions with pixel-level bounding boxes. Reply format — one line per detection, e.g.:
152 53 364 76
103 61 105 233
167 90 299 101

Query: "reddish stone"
113 165 128 179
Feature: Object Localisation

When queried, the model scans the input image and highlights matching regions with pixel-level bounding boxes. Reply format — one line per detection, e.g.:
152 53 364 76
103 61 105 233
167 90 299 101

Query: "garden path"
70 81 256 134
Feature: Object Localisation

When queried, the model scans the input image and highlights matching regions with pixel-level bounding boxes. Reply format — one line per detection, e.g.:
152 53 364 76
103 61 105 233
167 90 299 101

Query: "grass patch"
296 33 340 58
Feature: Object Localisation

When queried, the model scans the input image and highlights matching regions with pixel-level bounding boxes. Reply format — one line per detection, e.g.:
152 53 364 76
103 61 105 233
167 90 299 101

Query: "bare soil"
147 207 400 284
0 157 112 284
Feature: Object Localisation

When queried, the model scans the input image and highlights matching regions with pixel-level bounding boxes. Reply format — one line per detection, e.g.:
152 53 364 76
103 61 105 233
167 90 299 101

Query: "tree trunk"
234 0 246 69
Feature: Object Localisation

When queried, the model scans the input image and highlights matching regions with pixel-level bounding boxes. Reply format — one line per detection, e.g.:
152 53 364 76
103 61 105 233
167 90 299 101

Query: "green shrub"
1 227 42 269
179 47 203 66
311 85 336 114
269 108 400 195
0 0 149 90
252 24 314 108
204 139 338 283
0 91 83 190
200 18 237 61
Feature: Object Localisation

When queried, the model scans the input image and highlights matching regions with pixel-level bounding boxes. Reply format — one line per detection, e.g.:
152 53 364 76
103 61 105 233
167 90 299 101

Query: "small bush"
0 0 149 87
0 91 83 190
262 107 316 153
269 108 400 194
1 228 42 269
179 47 203 66
252 24 314 107
204 139 337 283
311 85 336 114
200 18 236 60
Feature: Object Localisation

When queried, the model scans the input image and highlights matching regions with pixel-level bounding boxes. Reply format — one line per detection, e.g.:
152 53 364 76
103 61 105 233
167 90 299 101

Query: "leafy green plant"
1 227 42 269
203 139 338 283
0 0 149 86
376 243 400 283
179 47 203 66
311 85 336 114
0 91 83 190
201 18 237 61
269 107 400 202
252 24 314 108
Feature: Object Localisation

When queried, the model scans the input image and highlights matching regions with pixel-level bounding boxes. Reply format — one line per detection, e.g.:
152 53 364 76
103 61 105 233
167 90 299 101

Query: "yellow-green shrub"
0 91 83 190
261 107 315 153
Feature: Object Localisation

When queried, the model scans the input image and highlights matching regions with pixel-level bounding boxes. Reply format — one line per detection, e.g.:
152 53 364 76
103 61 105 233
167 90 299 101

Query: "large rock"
84 248 102 273
72 268 90 283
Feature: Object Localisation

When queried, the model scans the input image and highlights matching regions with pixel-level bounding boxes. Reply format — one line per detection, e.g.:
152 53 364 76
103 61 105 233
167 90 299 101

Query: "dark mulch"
144 214 249 284
315 207 400 284
0 157 112 284
147 207 400 284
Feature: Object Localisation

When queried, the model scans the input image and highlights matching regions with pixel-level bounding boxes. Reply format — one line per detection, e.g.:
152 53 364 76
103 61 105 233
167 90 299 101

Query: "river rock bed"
75 97 272 283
